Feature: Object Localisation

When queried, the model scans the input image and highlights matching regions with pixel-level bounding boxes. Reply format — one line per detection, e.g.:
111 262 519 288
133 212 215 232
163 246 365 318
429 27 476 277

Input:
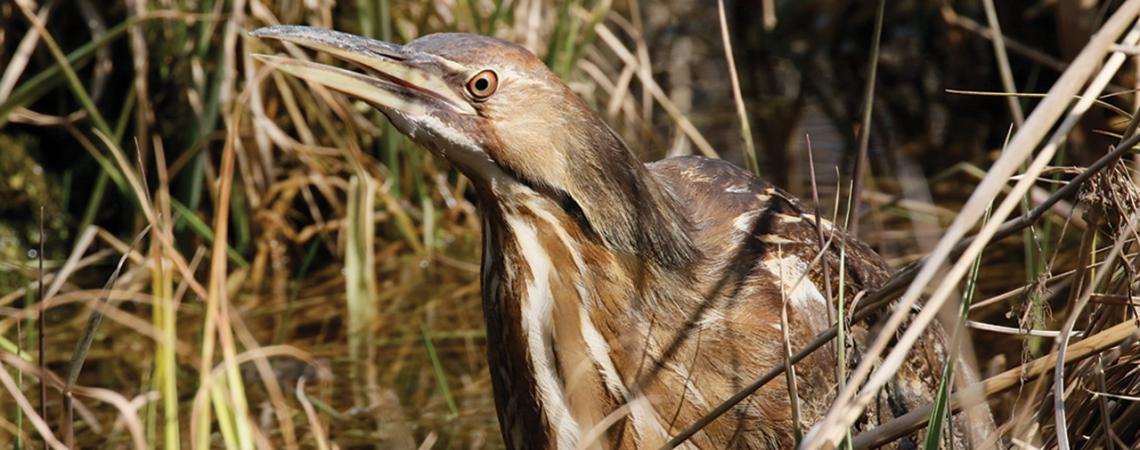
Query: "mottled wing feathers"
647 155 890 294
644 156 990 448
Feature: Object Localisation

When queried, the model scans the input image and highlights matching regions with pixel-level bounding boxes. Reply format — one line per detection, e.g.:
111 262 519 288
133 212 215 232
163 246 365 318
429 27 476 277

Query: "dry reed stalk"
847 0 885 238
0 1 53 101
1053 211 1137 448
593 23 719 158
1 351 149 450
295 376 331 450
981 0 1026 127
229 305 301 450
0 358 67 450
775 244 803 442
803 6 1140 447
192 86 250 449
716 0 758 175
851 316 1140 449
667 56 1140 450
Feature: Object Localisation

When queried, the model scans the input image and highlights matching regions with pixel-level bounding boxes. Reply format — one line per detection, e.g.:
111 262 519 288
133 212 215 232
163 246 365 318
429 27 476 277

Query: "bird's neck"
477 170 697 450
480 106 700 270
558 126 700 271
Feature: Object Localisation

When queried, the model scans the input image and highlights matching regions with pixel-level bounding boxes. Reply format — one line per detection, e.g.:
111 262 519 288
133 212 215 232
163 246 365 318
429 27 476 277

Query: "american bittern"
252 26 992 449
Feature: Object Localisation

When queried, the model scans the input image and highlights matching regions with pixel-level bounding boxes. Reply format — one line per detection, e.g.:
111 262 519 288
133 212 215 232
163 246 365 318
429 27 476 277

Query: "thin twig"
847 0 885 237
716 0 758 175
806 135 838 382
982 0 1026 126
836 176 855 448
966 320 1081 338
944 89 1131 118
38 206 47 444
941 6 1069 73
1093 356 1121 450
295 377 331 450
775 245 803 443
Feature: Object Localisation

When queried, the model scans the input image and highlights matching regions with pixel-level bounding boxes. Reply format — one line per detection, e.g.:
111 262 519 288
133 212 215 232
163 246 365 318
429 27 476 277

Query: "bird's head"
253 26 696 267
252 26 601 190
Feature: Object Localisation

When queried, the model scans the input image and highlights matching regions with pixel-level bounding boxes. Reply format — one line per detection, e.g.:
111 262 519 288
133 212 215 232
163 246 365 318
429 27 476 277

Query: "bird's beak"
250 25 476 116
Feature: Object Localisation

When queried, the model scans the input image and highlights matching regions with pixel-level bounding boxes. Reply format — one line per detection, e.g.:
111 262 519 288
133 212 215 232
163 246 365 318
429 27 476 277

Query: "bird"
252 26 992 449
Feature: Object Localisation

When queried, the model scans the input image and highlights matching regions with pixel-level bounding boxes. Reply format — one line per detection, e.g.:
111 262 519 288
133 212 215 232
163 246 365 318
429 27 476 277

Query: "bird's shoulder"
647 155 890 290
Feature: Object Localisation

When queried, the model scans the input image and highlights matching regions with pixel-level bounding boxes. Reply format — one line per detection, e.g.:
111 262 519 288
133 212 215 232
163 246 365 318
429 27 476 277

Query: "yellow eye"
466 70 498 100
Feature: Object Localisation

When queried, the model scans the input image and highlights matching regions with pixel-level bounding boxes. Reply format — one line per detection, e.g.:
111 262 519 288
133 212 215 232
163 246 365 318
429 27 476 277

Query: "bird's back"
640 156 991 448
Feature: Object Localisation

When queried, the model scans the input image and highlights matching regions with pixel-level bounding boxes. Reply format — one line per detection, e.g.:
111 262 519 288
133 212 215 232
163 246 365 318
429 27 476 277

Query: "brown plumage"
252 26 993 449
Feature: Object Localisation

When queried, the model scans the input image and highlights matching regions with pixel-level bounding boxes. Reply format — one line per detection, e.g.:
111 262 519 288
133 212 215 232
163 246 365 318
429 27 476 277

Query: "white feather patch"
763 254 829 332
756 234 802 244
505 214 582 449
732 210 762 233
725 183 750 193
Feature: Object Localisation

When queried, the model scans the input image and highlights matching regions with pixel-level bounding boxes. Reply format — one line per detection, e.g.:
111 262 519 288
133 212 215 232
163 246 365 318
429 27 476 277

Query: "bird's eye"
466 70 498 100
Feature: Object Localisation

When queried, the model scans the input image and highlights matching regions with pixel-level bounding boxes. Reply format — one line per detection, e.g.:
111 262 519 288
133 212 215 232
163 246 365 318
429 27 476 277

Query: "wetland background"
2 0 1140 448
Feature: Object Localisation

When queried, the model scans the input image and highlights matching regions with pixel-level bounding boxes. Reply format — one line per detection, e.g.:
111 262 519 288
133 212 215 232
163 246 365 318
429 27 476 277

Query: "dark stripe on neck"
495 164 603 246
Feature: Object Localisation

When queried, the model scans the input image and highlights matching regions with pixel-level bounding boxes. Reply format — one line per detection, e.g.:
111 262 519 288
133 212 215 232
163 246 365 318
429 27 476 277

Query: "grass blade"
345 175 378 406
422 327 458 417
